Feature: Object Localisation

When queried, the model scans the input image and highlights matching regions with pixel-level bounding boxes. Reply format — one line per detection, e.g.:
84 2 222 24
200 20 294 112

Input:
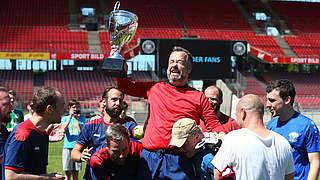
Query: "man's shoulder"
266 117 278 129
292 112 315 126
12 120 37 141
85 117 104 125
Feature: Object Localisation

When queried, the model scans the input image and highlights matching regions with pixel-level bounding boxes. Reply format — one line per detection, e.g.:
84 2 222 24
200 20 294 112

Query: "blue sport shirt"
61 115 86 149
76 116 137 180
267 112 320 180
2 119 49 178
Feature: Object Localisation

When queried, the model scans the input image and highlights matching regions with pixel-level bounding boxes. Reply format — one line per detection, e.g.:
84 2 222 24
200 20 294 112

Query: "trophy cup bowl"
102 2 138 77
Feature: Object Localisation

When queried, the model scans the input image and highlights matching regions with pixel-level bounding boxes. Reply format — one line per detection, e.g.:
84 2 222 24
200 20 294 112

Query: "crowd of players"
0 46 319 180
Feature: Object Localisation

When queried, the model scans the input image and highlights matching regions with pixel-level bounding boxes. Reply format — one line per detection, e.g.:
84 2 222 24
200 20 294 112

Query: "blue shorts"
137 149 196 180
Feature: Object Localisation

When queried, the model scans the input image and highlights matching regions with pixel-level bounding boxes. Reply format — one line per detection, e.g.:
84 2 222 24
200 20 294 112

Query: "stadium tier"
270 1 320 33
107 0 181 29
0 70 33 105
284 34 320 58
188 30 285 56
261 72 320 109
0 27 89 53
240 74 266 96
0 0 68 26
174 0 251 31
45 71 116 102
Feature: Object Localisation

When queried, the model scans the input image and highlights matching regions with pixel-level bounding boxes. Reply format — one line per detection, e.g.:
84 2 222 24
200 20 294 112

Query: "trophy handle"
114 1 120 11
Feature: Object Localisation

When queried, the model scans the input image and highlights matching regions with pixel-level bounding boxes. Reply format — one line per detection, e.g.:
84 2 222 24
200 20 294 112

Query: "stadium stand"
284 34 320 57
0 0 69 26
0 70 33 106
44 71 116 103
173 0 251 31
261 72 320 109
270 1 320 33
270 1 320 57
0 27 89 53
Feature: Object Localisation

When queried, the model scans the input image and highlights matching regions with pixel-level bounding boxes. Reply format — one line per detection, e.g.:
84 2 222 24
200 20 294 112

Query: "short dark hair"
102 86 124 100
266 79 295 106
105 124 130 147
172 46 193 66
32 87 62 114
68 99 80 108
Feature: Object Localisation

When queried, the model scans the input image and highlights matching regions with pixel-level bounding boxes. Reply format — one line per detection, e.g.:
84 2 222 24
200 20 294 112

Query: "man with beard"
266 80 320 180
114 46 225 179
0 87 13 175
89 124 143 180
71 87 137 180
3 87 65 179
203 86 239 134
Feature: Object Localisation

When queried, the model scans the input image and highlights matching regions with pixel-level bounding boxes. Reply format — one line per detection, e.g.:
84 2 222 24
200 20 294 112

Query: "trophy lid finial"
114 1 120 11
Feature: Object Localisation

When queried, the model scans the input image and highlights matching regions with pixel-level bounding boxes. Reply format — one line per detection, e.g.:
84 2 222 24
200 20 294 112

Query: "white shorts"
62 148 82 171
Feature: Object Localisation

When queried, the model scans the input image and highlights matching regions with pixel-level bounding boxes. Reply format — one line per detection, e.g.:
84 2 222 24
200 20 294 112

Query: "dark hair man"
113 45 225 179
61 99 86 180
213 94 295 180
3 87 65 179
266 79 320 180
90 124 143 180
71 87 138 180
203 85 239 133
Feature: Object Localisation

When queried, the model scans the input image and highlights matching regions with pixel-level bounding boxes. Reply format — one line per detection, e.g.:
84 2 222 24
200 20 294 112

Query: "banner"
0 52 50 60
51 53 106 60
250 46 320 65
50 46 140 60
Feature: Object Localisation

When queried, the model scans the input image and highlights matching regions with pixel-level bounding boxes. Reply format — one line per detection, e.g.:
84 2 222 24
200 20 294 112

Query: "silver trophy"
102 1 138 77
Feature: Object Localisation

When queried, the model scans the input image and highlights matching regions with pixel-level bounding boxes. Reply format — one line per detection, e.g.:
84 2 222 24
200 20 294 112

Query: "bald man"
212 94 295 180
203 86 239 133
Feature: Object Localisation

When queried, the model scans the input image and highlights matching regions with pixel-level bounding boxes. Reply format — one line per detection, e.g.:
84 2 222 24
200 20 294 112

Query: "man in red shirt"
203 85 239 134
114 46 225 179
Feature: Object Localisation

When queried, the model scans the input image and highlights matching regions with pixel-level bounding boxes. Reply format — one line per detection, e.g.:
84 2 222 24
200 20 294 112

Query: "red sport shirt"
117 78 225 150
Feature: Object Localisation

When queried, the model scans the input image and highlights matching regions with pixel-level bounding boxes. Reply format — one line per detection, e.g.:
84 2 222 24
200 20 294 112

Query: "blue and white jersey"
267 112 320 180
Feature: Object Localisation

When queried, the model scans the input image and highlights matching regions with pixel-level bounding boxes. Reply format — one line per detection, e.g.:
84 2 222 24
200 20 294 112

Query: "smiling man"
114 46 225 179
266 79 320 180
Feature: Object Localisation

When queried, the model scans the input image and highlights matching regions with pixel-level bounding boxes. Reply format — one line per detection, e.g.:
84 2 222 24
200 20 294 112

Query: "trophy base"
101 57 127 77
